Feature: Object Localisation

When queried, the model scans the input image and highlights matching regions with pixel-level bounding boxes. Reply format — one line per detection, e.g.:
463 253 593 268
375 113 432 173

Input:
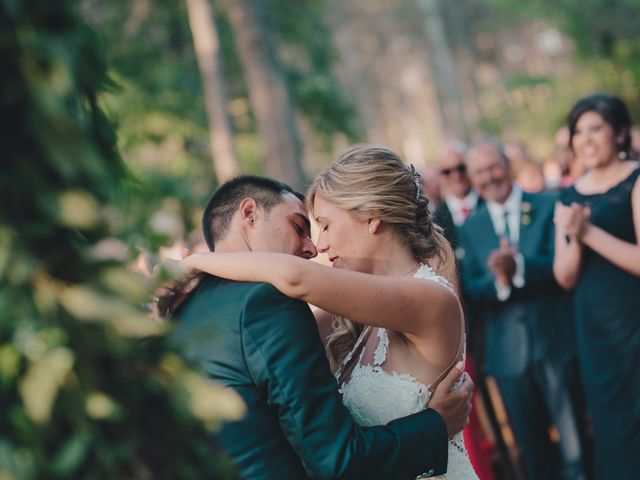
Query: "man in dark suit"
432 141 484 355
459 142 585 480
171 176 473 479
432 142 481 252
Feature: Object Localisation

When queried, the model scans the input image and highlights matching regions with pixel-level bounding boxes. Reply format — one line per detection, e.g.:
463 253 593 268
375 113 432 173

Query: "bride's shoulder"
414 264 456 294
408 265 461 326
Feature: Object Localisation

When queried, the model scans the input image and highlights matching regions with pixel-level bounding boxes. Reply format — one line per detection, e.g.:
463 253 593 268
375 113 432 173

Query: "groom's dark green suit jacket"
172 275 448 479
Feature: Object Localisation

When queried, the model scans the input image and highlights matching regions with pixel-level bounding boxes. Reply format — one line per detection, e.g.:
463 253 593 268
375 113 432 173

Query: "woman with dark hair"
554 93 640 478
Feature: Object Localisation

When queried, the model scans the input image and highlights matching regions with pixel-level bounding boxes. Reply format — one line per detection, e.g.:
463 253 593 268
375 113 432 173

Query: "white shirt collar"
486 185 522 243
445 190 479 226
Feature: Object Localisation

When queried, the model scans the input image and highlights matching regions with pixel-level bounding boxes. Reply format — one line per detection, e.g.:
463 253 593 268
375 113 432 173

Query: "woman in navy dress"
554 93 640 479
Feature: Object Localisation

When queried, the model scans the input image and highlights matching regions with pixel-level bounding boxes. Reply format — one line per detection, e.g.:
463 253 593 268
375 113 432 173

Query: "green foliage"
81 0 215 250
80 0 355 245
479 0 640 156
266 0 359 145
504 74 553 90
490 0 640 59
0 1 242 478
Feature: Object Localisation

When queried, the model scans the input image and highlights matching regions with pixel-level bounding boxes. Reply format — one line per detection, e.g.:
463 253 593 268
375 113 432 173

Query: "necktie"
460 205 470 221
502 210 511 245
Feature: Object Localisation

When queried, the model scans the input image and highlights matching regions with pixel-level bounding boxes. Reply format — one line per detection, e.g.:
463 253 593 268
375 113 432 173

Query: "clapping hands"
487 237 517 286
554 202 591 241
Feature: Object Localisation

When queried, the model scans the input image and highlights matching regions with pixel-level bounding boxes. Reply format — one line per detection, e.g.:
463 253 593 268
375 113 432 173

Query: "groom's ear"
239 198 259 227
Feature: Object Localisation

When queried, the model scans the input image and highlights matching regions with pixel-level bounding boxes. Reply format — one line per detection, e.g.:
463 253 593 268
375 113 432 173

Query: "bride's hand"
177 247 207 275
179 254 196 275
151 251 202 318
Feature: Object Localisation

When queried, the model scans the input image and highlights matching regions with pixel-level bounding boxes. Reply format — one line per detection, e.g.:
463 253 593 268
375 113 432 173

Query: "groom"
171 175 474 479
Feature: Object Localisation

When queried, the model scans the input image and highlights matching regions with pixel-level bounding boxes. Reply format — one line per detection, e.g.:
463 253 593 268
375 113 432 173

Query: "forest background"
85 0 640 250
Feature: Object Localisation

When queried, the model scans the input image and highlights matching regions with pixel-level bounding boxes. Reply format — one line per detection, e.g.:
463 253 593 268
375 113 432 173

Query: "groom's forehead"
277 192 310 219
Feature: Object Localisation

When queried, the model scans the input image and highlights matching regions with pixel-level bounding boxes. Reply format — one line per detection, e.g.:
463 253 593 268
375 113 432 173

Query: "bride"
181 144 479 479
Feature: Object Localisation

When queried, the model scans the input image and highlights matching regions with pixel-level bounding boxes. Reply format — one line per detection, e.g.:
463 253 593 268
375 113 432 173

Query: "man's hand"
487 238 517 285
429 362 474 438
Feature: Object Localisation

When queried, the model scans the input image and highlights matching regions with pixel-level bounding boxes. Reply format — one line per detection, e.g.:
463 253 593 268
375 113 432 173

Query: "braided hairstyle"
307 144 455 371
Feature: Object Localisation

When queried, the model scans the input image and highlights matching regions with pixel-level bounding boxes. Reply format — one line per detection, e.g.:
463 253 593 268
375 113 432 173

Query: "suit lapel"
517 192 537 257
470 203 501 262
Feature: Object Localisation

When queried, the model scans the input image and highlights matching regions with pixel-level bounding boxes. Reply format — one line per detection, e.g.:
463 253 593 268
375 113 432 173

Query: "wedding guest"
504 141 532 173
460 141 586 479
554 93 640 479
515 159 545 193
419 164 444 213
554 127 586 186
433 142 480 251
543 158 564 190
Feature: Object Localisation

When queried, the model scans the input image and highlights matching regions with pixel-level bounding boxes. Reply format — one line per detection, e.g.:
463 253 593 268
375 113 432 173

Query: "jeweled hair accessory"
408 164 422 201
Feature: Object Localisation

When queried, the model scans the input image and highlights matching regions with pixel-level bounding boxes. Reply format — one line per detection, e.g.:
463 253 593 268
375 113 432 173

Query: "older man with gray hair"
459 140 588 480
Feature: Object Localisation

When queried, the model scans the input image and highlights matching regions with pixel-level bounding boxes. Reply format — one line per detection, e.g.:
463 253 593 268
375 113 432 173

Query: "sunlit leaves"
58 284 166 337
0 345 21 384
2 1 241 477
180 370 246 424
19 347 75 424
85 391 120 420
57 189 100 230
160 353 246 425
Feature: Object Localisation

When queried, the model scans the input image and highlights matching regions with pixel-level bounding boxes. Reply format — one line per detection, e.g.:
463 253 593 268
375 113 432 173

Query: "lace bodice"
337 264 478 479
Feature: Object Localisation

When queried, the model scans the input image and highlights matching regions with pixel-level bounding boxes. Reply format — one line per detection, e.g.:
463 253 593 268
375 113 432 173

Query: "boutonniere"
521 201 533 226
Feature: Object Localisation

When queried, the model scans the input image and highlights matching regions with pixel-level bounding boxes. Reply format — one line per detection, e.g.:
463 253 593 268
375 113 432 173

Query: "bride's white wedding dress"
335 264 479 479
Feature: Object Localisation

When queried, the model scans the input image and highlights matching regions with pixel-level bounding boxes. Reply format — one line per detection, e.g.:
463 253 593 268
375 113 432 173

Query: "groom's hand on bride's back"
429 361 473 438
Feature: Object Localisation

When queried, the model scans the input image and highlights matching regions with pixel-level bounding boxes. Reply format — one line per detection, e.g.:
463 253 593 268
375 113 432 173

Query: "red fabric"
463 357 495 480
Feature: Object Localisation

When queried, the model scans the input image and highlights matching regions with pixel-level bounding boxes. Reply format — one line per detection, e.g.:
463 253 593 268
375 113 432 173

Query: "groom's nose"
301 237 318 259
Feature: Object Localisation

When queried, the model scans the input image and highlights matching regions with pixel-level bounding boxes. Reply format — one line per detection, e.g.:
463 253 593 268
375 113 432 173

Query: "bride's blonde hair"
307 144 455 371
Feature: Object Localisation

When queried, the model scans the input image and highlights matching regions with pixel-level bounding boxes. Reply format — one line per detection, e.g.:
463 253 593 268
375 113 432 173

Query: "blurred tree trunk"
441 0 484 122
223 0 306 189
327 1 388 145
186 0 239 183
417 0 468 141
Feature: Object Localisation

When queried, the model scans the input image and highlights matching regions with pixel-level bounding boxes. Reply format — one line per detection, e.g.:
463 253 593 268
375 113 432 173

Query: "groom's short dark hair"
202 175 304 251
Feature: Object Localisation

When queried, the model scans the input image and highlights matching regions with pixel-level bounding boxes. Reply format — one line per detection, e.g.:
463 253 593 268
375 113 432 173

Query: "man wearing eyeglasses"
433 142 480 253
